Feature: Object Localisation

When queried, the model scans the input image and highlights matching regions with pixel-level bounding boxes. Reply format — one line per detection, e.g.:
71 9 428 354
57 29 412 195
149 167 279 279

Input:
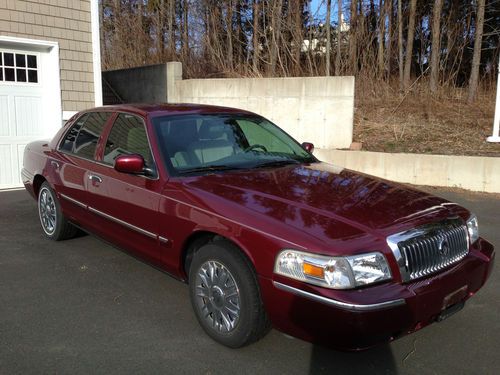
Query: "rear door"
86 112 164 264
54 112 112 225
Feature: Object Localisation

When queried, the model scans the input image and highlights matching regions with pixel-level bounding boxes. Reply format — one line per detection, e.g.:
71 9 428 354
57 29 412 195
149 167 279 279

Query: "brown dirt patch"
353 82 500 157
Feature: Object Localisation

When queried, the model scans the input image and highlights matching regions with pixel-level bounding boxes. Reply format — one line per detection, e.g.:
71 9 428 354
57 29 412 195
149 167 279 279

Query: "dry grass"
353 80 500 156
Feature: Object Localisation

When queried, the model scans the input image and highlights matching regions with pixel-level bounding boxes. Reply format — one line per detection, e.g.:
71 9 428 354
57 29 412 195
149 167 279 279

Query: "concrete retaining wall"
167 62 354 149
315 149 500 193
103 64 167 103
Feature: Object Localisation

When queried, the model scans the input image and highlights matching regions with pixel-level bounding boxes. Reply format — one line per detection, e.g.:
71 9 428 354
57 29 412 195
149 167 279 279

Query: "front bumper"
259 238 495 350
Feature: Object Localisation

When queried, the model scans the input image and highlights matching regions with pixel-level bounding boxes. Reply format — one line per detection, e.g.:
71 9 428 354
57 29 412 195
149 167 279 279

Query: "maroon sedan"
22 104 494 350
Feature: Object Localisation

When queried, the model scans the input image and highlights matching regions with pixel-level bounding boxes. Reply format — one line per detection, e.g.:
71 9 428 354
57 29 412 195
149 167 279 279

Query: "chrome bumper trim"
272 281 406 311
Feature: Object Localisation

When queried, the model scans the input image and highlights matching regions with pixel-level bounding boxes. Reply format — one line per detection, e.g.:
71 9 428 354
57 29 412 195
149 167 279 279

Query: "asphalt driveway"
0 187 498 374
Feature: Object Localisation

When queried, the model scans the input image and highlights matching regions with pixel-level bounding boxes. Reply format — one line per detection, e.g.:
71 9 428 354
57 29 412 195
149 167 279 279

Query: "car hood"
179 162 468 248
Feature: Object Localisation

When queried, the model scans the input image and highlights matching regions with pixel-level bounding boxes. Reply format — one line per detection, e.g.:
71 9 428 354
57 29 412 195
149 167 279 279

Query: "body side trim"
88 206 157 239
59 193 87 209
59 193 167 242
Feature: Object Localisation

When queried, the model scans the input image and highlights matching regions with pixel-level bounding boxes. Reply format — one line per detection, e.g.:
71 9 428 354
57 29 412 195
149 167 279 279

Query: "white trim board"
90 0 103 106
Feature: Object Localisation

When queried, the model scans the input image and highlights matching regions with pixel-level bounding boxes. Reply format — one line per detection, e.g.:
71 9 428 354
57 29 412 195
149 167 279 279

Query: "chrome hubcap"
195 260 241 333
39 188 57 235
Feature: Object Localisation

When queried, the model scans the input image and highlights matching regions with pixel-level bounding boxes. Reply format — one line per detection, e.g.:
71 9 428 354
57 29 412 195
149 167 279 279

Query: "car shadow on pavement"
308 343 396 374
287 295 397 374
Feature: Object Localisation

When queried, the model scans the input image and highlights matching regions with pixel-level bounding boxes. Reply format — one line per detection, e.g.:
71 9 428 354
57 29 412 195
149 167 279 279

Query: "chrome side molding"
59 193 170 244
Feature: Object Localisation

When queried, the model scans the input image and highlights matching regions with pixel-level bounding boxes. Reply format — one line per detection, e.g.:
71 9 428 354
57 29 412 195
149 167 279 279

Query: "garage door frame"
0 36 62 189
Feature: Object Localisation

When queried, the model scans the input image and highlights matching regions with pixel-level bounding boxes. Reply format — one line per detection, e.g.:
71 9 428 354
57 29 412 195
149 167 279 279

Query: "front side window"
103 113 155 170
152 114 315 175
59 112 111 159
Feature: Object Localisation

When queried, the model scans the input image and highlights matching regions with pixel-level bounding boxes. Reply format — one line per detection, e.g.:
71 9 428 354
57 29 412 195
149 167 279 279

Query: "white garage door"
0 49 44 189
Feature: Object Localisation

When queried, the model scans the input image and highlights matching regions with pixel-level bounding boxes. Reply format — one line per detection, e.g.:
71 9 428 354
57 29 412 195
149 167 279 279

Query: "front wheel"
189 240 270 348
38 182 77 241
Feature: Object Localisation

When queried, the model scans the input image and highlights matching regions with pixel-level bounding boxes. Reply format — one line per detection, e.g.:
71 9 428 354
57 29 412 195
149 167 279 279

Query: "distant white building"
301 12 350 55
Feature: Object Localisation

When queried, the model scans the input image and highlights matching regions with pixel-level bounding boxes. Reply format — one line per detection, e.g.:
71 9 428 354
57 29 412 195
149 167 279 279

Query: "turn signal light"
303 263 324 279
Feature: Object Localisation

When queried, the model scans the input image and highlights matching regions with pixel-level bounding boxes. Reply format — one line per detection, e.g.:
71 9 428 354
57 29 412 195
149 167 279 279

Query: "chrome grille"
387 219 470 282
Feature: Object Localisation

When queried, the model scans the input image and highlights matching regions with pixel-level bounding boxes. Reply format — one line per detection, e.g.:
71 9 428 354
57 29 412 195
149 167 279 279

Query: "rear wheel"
189 240 270 348
38 182 77 241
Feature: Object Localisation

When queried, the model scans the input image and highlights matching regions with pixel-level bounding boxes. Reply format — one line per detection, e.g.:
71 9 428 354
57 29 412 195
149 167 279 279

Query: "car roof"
84 103 258 118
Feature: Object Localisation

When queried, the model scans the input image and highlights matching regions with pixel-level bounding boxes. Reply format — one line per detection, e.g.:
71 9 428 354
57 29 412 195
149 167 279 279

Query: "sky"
310 0 343 24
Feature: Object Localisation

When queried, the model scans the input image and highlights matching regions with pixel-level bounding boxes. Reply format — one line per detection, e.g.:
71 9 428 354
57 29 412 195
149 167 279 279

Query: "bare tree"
385 0 392 76
326 0 332 76
403 0 417 90
336 0 342 75
397 0 403 90
377 0 385 77
467 0 486 103
167 0 175 56
226 0 234 70
252 0 260 74
349 0 358 74
268 0 283 76
429 0 443 93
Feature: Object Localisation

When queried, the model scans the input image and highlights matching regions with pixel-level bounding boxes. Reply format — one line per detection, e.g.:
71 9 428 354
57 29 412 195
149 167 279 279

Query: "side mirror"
301 142 314 153
114 154 145 174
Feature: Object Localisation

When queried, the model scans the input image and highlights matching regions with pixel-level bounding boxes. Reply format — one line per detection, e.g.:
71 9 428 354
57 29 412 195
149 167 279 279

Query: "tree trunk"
293 0 302 75
467 0 486 103
377 0 385 77
236 0 243 67
268 0 283 76
397 0 403 90
226 0 234 70
385 0 392 77
167 0 174 56
182 0 189 58
429 0 443 93
336 0 342 75
349 0 357 74
403 0 417 90
252 0 260 74
326 0 332 76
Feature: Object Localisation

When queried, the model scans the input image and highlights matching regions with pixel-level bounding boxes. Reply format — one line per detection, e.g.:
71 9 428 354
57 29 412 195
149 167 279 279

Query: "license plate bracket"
437 301 465 322
442 285 468 310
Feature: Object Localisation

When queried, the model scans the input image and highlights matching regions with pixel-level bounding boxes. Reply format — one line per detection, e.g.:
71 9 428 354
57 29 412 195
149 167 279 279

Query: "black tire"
38 182 77 241
189 240 270 348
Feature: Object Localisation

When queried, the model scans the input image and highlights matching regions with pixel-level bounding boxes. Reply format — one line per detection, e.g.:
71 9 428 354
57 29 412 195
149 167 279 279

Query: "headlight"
274 250 392 289
466 214 479 244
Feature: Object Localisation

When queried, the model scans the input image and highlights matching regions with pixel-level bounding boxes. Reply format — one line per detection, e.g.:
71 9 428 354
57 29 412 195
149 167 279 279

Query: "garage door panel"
0 95 9 136
15 96 43 137
0 144 13 186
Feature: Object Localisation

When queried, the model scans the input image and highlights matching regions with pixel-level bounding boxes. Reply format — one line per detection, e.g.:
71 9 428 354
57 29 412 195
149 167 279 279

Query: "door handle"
88 174 103 183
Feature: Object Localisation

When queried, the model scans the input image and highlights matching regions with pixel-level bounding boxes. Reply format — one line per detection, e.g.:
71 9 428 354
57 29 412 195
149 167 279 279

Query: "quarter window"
59 114 89 152
59 112 111 159
103 113 154 169
0 51 39 83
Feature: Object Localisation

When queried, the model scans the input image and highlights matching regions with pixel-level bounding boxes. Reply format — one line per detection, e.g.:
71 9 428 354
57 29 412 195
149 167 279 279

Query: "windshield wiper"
252 159 301 169
178 165 243 174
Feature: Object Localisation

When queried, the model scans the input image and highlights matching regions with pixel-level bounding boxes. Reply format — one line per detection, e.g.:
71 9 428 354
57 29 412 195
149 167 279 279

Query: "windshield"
152 113 316 175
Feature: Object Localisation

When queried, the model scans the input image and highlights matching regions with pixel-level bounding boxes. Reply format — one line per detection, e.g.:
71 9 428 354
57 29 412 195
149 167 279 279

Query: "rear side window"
103 113 154 169
73 112 111 159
